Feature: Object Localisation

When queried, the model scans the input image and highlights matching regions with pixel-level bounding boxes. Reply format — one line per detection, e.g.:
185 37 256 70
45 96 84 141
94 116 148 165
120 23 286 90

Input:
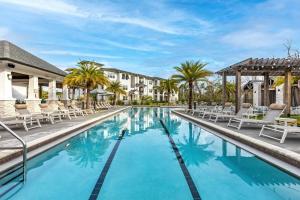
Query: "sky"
0 0 299 78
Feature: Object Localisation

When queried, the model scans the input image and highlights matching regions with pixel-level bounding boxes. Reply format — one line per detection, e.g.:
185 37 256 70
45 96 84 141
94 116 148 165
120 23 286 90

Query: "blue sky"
0 0 299 78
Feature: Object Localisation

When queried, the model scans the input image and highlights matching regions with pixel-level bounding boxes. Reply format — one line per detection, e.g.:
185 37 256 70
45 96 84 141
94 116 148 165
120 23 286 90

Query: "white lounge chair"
0 115 41 132
259 124 300 143
228 103 286 130
209 103 250 123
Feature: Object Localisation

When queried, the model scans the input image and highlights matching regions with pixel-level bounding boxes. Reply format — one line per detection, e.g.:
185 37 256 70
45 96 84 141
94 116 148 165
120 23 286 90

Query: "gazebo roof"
0 40 66 76
216 58 300 76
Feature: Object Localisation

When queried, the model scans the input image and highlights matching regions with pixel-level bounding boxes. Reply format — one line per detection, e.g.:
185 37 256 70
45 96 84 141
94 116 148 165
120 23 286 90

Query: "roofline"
0 57 67 77
103 67 164 80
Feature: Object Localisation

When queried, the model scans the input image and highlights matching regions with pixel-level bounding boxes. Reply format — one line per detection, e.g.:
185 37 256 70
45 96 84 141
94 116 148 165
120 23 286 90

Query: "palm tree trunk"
188 81 193 109
114 94 117 106
86 88 90 109
167 90 170 105
72 88 75 100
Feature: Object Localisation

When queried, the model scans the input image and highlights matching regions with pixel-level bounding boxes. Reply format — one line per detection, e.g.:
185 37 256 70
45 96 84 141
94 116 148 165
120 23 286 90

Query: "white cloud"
100 39 157 52
0 27 9 39
41 50 122 59
221 29 295 49
0 0 87 17
98 15 180 35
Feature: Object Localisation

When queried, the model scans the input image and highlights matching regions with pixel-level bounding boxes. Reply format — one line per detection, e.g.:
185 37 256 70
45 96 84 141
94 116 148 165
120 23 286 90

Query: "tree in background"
172 61 212 109
155 78 178 104
64 61 109 108
106 81 126 105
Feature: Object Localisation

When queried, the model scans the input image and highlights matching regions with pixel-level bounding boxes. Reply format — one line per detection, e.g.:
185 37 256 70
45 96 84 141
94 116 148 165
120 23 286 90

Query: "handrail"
0 121 27 182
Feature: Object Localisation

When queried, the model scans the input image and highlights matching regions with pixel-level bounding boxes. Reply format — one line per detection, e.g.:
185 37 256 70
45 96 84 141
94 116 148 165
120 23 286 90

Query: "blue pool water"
1 108 300 200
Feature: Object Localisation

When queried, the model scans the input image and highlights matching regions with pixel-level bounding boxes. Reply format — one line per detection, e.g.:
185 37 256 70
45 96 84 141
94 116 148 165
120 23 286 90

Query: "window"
149 81 152 85
122 74 129 80
108 73 115 79
123 96 128 100
123 85 128 90
149 89 152 93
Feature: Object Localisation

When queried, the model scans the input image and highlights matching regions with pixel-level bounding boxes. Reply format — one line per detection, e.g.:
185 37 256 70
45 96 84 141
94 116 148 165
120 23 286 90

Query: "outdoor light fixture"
7 63 15 68
7 74 12 80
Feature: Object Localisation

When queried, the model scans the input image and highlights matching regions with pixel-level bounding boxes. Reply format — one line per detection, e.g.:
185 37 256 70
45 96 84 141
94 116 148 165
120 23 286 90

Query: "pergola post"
263 73 270 106
284 70 292 115
222 72 227 107
235 70 241 113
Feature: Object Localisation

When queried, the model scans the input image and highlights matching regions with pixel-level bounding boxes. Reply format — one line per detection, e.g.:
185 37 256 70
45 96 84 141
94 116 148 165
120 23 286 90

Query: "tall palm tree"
64 61 109 108
172 61 213 109
156 79 178 104
106 81 126 105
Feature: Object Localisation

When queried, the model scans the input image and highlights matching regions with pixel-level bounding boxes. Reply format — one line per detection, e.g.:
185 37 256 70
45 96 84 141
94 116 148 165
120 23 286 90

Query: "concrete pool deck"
172 109 300 172
0 106 130 167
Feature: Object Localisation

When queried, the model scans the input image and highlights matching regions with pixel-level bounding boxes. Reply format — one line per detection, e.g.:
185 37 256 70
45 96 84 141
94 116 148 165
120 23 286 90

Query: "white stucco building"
100 68 178 103
0 40 68 117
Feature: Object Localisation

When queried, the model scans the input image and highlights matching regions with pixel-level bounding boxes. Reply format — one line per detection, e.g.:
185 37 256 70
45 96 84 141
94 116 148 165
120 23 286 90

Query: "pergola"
216 58 300 114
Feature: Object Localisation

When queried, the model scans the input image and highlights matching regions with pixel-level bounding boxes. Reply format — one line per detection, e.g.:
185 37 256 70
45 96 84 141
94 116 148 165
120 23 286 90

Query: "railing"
0 121 27 182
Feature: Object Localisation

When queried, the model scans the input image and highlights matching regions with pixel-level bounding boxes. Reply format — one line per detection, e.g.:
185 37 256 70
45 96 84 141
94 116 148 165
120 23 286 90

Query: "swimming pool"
0 108 300 200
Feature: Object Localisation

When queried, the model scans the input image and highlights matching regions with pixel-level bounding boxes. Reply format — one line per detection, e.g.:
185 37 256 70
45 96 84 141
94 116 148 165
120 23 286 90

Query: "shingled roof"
216 57 300 76
0 40 66 76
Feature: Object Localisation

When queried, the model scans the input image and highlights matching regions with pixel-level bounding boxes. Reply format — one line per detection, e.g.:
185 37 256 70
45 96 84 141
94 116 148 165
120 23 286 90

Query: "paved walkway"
177 110 300 154
0 107 124 148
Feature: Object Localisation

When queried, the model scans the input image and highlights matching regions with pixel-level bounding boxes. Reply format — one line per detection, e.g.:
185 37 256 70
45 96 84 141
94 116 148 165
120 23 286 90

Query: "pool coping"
172 109 300 176
0 106 131 174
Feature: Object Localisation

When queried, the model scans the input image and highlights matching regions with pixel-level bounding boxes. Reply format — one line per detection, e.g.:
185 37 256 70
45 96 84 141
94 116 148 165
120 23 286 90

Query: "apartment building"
101 68 178 103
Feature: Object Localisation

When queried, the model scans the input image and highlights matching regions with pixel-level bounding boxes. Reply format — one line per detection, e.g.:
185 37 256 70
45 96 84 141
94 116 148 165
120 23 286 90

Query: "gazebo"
216 58 300 114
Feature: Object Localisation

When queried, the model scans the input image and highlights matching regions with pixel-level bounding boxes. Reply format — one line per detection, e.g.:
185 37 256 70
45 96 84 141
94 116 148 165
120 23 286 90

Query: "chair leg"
259 125 265 136
227 118 232 127
23 122 28 132
238 121 243 130
37 119 41 127
50 116 54 124
280 130 288 143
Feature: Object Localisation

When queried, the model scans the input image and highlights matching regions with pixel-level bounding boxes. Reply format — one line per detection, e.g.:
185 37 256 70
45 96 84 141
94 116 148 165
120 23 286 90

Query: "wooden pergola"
216 58 300 115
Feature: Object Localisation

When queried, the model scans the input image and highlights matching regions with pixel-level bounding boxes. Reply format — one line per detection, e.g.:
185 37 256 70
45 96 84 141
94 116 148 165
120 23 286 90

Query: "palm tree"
156 79 178 104
172 60 213 109
106 81 126 105
64 61 109 108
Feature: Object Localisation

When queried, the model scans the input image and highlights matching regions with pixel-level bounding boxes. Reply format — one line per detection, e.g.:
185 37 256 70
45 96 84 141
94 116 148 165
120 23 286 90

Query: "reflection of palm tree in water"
164 111 181 135
66 130 111 168
177 123 215 166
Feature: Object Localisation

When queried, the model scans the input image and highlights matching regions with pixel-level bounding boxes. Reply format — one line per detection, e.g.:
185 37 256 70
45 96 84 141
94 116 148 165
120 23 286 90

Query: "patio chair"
96 102 108 110
228 103 286 130
259 124 300 143
57 102 76 119
199 105 223 118
16 105 54 125
39 104 63 122
209 103 247 123
0 115 41 132
70 102 90 115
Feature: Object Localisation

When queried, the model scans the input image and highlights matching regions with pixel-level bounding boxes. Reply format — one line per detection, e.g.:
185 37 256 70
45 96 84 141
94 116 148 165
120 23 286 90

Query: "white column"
0 68 16 116
62 85 69 100
26 75 42 112
276 84 284 104
27 75 39 99
253 82 261 107
48 80 57 100
0 68 13 100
